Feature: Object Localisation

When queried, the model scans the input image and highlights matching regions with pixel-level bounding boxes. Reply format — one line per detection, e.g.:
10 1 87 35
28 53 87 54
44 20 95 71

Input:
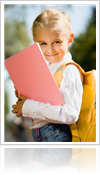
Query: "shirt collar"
48 52 72 75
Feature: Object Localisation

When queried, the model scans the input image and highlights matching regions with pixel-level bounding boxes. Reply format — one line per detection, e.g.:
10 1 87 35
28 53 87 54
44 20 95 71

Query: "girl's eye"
54 41 60 44
40 42 47 45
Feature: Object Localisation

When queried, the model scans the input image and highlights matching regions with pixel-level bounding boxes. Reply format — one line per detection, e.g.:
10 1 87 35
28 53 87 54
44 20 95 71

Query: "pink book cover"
4 43 65 106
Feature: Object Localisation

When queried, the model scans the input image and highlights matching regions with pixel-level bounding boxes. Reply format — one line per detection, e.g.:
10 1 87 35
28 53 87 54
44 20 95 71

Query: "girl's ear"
68 33 74 46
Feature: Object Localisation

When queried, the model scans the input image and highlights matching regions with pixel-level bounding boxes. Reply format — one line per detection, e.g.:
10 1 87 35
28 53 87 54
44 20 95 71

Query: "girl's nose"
47 45 54 53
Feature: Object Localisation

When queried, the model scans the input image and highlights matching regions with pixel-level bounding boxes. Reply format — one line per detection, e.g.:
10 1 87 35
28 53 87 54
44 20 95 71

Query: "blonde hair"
32 8 72 39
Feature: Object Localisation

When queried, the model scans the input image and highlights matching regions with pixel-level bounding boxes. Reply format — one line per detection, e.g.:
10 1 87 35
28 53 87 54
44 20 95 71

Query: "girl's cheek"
41 47 46 54
54 45 60 49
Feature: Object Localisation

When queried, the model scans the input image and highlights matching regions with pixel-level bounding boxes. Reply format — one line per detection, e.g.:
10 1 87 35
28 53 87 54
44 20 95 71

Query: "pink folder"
4 43 65 106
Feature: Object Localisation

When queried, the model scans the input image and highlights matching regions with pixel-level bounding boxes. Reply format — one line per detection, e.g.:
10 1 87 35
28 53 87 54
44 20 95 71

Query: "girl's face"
34 28 74 64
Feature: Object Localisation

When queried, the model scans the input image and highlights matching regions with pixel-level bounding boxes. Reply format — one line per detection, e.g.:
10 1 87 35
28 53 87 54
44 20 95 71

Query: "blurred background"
4 3 96 142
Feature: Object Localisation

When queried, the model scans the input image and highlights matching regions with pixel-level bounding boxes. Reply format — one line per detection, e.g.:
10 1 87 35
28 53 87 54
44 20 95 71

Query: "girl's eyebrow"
37 40 46 43
38 38 62 43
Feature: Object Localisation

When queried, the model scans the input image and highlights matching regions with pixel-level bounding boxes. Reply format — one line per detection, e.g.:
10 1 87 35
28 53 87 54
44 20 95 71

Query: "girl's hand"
12 95 27 117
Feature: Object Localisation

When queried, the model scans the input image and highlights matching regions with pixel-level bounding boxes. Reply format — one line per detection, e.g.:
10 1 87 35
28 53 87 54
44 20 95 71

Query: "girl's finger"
12 104 17 109
18 94 23 99
12 109 18 113
19 94 25 99
16 101 19 105
18 95 27 101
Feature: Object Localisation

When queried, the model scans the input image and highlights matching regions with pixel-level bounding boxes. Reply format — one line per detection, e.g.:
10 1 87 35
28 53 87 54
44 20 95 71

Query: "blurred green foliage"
4 87 11 131
4 89 9 117
70 7 96 71
4 5 32 59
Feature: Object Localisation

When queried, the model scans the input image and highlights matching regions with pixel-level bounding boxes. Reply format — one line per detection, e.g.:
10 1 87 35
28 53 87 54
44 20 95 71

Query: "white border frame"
1 1 99 144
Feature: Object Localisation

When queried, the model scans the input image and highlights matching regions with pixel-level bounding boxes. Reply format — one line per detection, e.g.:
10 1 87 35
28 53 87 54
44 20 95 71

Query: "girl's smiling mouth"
46 53 58 57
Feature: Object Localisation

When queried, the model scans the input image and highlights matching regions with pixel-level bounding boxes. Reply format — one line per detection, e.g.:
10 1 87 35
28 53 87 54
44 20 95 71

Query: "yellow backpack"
53 61 96 142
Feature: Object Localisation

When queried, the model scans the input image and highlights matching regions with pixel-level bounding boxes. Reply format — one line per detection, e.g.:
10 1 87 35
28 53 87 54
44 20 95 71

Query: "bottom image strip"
0 147 98 175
